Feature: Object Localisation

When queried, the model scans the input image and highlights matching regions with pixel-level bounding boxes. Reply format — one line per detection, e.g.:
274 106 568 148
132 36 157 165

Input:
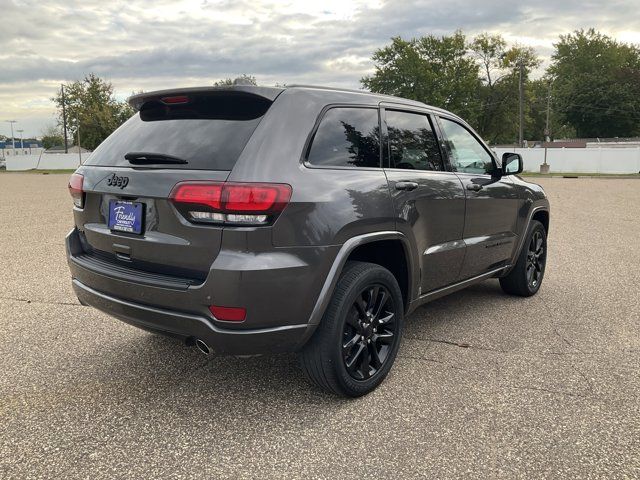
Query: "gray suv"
66 85 549 396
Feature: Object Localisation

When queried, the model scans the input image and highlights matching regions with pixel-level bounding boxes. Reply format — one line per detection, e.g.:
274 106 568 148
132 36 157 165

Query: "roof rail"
286 85 445 112
287 84 373 95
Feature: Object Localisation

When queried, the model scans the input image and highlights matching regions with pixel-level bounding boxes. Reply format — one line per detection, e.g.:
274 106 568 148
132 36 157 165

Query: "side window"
440 118 494 175
386 110 443 171
307 107 380 168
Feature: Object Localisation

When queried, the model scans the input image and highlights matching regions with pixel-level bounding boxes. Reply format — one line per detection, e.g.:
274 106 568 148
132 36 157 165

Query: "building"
495 137 640 149
44 145 91 154
0 140 44 157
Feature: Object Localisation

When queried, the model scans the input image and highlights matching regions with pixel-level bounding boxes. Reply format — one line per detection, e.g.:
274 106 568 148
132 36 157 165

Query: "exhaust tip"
195 339 211 355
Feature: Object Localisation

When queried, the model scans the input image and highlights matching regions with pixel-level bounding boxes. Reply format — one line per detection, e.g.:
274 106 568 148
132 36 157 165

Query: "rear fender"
295 231 415 348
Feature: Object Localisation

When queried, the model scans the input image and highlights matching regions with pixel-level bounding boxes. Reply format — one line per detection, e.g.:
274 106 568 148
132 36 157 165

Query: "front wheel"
500 219 547 296
299 261 404 397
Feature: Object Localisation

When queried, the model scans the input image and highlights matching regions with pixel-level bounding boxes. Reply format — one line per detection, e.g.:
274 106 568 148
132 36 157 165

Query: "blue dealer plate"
108 200 144 234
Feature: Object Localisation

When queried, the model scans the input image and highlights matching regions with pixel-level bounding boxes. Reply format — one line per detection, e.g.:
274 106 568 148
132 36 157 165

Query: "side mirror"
502 152 523 175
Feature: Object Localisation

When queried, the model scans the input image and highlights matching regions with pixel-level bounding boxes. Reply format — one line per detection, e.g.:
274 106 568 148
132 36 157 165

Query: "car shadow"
78 279 514 415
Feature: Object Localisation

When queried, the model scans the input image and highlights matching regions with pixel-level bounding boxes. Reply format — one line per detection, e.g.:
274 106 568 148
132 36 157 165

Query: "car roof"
128 84 458 119
286 85 453 115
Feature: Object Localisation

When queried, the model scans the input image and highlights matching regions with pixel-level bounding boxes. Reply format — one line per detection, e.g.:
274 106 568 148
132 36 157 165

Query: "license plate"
108 200 144 234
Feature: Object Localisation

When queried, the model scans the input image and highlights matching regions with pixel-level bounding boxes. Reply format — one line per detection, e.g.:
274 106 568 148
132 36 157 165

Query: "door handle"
466 183 483 192
395 181 419 191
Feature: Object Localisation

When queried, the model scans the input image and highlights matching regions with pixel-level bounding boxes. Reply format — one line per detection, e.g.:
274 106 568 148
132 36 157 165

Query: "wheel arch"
305 232 416 329
505 204 550 275
345 239 412 312
532 209 550 234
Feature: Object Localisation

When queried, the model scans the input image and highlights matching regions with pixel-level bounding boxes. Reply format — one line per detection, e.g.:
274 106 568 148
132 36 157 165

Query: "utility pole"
61 84 69 153
544 83 552 143
540 81 552 174
5 120 16 151
518 60 524 147
77 119 82 165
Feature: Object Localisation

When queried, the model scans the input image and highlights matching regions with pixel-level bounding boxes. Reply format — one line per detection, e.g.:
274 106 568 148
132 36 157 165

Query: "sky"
1 0 640 138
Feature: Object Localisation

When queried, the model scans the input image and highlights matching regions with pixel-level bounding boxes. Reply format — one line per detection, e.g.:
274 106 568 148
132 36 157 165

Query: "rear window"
85 93 272 170
307 107 381 168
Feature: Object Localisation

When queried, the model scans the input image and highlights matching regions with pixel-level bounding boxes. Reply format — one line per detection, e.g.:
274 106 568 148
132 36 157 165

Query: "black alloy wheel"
342 285 397 380
299 261 404 397
499 219 547 297
526 230 545 289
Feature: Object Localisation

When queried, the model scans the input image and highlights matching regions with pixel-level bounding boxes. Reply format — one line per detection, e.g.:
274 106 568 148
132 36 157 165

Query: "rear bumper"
65 227 335 354
72 278 311 355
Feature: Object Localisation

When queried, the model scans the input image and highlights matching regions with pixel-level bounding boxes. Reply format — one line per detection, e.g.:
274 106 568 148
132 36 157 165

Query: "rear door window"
385 110 443 171
307 107 381 168
85 93 272 171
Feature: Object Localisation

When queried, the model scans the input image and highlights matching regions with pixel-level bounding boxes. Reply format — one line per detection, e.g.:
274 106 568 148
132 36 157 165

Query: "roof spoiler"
128 86 284 111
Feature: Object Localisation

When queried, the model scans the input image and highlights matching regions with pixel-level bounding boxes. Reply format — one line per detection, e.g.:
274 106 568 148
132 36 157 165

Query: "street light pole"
5 120 16 151
17 129 24 151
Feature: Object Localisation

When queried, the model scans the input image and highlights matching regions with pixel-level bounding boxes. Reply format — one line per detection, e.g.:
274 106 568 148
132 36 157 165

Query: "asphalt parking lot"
0 173 638 479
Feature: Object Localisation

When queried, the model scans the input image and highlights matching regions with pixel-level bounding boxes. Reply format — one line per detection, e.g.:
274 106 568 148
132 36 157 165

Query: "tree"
362 32 481 125
470 33 507 89
548 29 640 138
40 124 64 149
361 32 548 144
468 34 542 144
214 74 258 86
470 34 510 142
52 74 134 151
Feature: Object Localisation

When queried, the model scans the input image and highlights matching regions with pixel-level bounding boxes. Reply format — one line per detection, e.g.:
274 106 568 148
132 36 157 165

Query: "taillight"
68 173 84 208
209 305 246 322
170 181 292 225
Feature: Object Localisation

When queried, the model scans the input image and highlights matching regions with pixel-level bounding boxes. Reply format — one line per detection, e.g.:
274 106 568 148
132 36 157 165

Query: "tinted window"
440 118 494 174
86 93 271 170
307 107 380 168
386 110 443 171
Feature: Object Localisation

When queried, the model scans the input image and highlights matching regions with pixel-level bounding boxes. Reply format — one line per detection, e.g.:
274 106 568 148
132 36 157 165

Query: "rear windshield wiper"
125 152 188 165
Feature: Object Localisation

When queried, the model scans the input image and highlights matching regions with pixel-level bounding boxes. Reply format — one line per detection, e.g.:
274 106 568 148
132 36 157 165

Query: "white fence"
4 148 640 174
493 147 640 174
5 153 84 171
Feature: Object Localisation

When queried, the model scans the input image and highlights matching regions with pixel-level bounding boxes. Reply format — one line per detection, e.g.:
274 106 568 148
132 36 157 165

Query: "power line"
527 103 640 119
562 102 640 116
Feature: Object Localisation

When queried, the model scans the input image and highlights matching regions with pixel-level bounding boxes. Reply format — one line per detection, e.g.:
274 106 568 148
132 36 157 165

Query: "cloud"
1 0 639 136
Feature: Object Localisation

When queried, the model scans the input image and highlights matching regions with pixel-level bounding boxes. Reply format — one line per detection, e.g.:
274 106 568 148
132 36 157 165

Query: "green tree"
52 74 134 151
362 32 481 125
525 79 576 142
469 34 542 144
492 45 542 144
548 29 640 138
470 34 509 142
214 74 258 86
40 124 64 149
471 33 507 89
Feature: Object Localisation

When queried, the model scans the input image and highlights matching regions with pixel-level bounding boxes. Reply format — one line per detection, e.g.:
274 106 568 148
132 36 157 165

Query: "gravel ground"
0 173 638 479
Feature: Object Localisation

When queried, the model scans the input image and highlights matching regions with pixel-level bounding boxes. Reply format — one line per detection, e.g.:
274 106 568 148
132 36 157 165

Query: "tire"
299 261 404 397
500 220 547 296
